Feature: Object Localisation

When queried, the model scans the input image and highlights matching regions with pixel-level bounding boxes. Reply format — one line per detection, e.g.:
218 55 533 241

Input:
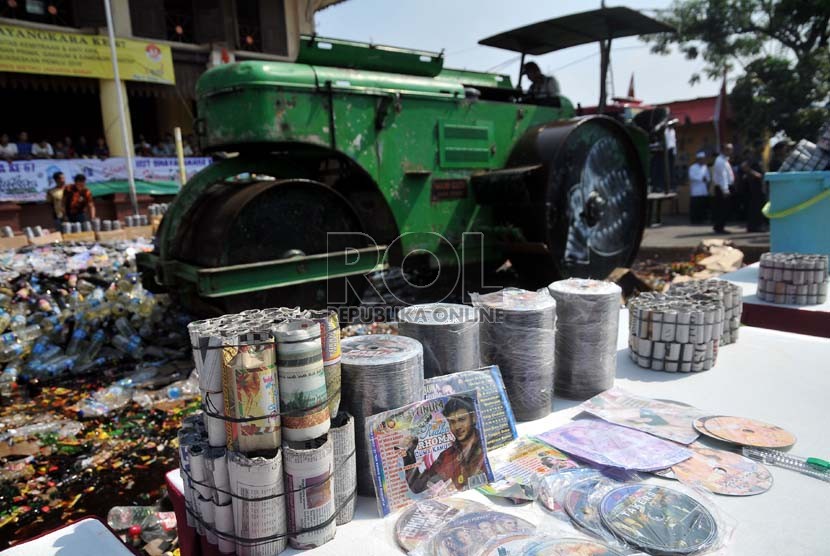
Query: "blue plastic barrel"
764 171 830 256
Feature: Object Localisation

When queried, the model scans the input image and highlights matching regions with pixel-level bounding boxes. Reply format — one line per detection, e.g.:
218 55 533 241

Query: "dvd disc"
479 534 625 556
431 511 535 556
524 537 626 556
563 478 611 538
394 498 488 552
538 469 600 514
599 485 717 555
694 415 796 448
669 445 773 496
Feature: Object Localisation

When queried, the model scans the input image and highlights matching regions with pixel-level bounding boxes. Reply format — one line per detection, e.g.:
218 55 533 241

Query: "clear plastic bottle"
112 334 144 359
0 310 10 334
115 316 138 338
0 336 25 363
107 506 157 532
81 329 107 363
65 324 88 356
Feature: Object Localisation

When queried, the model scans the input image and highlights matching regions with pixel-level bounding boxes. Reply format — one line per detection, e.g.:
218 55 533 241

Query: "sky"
315 0 722 107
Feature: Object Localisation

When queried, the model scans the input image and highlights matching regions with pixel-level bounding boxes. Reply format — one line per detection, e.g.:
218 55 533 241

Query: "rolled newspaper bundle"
214 501 235 554
628 292 724 372
203 390 227 448
188 442 211 535
340 334 424 495
177 430 203 528
397 303 480 378
206 446 231 506
283 436 337 549
228 450 287 556
329 412 356 525
472 288 557 421
274 319 331 442
306 310 342 416
669 279 743 344
758 252 829 305
548 279 621 400
222 330 281 453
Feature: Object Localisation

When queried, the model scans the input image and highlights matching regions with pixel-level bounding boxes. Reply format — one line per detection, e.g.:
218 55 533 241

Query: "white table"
170 310 830 555
0 518 133 555
721 262 830 337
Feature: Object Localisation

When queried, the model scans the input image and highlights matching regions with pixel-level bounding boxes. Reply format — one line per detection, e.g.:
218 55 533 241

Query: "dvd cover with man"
423 365 518 450
366 391 495 515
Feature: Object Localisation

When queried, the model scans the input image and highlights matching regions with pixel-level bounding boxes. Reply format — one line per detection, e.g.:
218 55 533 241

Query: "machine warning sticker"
431 179 468 202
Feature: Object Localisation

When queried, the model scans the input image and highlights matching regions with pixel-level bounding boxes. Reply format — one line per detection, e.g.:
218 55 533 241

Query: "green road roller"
138 7 673 315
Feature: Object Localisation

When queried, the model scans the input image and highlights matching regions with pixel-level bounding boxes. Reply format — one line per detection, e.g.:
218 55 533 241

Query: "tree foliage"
647 0 830 139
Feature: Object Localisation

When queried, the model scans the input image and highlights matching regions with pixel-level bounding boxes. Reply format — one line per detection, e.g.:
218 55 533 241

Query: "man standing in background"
46 172 67 230
63 174 96 223
711 143 734 234
688 151 710 224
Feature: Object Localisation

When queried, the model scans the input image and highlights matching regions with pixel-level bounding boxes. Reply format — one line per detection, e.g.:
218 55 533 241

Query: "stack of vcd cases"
628 292 724 373
757 252 829 305
669 279 742 345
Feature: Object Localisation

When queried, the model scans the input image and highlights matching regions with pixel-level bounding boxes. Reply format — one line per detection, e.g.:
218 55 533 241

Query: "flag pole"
103 0 139 216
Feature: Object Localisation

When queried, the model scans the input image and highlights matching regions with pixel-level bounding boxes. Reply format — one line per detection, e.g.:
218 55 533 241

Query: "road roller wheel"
171 177 367 314
507 116 647 286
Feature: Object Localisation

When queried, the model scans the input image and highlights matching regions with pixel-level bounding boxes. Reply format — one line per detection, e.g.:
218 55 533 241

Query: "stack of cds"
548 279 621 400
340 334 424 494
473 288 556 421
398 303 479 378
780 139 830 172
179 306 357 554
670 279 743 344
757 252 829 305
628 292 724 372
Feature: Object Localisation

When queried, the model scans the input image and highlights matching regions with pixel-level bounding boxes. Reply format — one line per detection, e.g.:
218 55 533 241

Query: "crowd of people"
0 131 200 162
687 140 791 234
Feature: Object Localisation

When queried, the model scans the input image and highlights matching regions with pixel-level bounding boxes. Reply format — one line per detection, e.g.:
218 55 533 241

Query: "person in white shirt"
688 151 710 224
711 143 734 234
0 134 17 161
31 139 54 158
665 123 678 191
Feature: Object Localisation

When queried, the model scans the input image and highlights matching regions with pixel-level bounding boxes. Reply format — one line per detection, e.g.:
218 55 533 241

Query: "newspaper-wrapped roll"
330 412 356 525
177 430 202 528
222 331 281 453
628 292 724 372
472 288 556 421
214 501 235 554
274 320 331 442
188 442 210 535
670 279 743 344
228 450 287 556
206 446 231 505
758 252 829 305
398 303 480 378
340 334 424 495
203 389 227 447
188 321 228 447
307 310 342 416
283 436 337 549
548 279 621 400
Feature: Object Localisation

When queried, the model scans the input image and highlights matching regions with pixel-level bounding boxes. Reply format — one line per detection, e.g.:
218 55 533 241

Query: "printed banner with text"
0 157 213 202
0 23 175 84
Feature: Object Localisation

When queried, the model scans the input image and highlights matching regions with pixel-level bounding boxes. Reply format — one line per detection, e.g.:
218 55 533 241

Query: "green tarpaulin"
88 180 180 198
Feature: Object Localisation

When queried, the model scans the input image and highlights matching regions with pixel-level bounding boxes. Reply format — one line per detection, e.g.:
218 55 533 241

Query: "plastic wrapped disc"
429 511 536 556
599 485 718 555
394 498 488 552
563 477 612 537
398 303 480 378
480 534 627 556
669 445 773 496
340 334 424 495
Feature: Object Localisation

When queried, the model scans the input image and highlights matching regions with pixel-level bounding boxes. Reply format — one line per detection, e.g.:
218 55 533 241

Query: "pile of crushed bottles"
0 240 198 554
